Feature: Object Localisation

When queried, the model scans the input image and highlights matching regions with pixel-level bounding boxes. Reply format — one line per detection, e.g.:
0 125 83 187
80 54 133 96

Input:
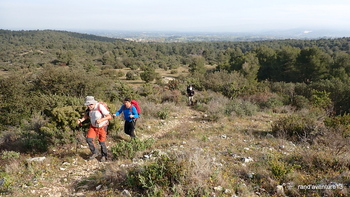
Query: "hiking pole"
75 123 83 155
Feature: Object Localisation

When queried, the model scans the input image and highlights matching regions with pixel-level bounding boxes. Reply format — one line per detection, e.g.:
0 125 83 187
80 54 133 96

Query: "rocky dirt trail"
140 106 206 140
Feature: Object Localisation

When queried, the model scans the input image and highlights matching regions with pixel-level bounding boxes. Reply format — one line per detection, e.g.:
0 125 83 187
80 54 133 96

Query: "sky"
1 0 350 33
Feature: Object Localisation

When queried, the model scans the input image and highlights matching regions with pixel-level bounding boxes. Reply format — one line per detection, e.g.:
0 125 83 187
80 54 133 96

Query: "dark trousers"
124 120 136 138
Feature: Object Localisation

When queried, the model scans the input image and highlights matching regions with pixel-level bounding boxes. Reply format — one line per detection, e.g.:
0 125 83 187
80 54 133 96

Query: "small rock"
266 134 274 138
241 157 253 163
247 172 254 179
26 157 46 162
121 189 132 197
276 185 286 196
96 184 102 190
214 186 223 191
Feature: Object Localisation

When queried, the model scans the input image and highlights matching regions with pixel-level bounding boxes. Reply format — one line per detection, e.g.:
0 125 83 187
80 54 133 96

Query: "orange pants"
86 125 107 142
86 125 108 157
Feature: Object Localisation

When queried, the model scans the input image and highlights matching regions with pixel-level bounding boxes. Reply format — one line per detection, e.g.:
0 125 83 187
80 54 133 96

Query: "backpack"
131 100 141 115
123 100 141 118
187 86 194 96
97 102 109 114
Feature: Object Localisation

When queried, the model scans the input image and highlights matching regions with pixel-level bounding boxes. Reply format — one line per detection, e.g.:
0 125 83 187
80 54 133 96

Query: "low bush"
111 138 154 160
324 113 350 137
124 155 187 196
1 151 20 159
161 89 182 104
157 109 169 120
226 99 259 117
267 155 299 181
292 95 310 110
271 114 324 143
126 71 139 80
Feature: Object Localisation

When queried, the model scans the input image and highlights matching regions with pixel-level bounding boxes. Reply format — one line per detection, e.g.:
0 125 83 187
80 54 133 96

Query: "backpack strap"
97 103 102 114
122 104 134 113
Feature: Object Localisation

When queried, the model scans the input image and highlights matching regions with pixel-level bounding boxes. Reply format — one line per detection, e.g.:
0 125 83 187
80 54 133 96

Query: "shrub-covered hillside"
0 30 349 196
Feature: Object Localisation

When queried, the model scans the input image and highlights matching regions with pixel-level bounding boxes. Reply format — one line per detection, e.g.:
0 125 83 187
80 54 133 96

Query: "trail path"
140 106 205 140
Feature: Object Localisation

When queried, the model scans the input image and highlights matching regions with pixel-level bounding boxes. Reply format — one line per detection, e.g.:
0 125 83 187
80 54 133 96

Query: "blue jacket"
115 105 139 121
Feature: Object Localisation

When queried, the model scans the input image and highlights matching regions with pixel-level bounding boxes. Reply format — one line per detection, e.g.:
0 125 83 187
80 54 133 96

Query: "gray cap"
84 96 98 105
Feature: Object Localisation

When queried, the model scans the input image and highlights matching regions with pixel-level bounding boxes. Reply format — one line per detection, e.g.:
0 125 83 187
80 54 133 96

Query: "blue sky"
1 0 350 33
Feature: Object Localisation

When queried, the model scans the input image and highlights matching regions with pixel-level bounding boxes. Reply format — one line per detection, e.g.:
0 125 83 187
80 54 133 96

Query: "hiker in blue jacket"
113 98 139 138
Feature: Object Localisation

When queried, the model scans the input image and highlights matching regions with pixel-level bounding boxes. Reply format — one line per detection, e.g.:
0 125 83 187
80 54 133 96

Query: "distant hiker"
77 96 111 162
186 84 195 105
113 97 139 138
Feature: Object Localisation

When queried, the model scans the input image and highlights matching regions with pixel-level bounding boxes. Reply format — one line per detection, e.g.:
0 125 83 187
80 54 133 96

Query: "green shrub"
167 79 179 90
226 99 258 117
50 106 82 130
126 71 139 80
268 155 298 181
292 95 310 110
258 95 284 109
192 102 208 112
170 69 178 74
124 155 187 195
138 83 160 97
111 138 154 159
272 114 323 143
0 173 11 194
161 90 181 104
1 151 20 159
324 113 350 137
204 94 230 121
22 131 50 152
157 110 169 120
311 89 332 110
116 71 125 77
140 68 157 83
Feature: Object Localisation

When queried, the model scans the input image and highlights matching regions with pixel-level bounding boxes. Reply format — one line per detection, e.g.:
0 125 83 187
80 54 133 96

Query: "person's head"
84 96 98 109
123 97 131 108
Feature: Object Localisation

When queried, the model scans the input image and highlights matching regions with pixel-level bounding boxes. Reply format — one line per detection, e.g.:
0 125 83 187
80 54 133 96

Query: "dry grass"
115 66 190 88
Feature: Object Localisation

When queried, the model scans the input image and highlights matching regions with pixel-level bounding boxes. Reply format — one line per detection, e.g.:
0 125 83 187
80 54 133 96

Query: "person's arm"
97 113 112 124
77 112 89 124
113 105 124 117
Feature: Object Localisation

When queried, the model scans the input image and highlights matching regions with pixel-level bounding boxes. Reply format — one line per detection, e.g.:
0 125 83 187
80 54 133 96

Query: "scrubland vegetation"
0 30 349 196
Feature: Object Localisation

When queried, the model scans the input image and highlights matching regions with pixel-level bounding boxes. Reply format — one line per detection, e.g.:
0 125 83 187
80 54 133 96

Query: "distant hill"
0 29 124 43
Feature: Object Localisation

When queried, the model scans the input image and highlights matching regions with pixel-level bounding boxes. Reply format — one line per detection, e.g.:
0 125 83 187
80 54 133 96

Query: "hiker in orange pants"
78 96 111 162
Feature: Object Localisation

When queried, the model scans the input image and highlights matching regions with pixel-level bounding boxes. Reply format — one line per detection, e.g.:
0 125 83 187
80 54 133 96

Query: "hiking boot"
88 153 99 160
101 156 107 162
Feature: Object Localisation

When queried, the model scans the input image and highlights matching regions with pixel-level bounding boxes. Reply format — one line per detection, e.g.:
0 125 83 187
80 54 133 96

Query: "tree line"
1 29 350 135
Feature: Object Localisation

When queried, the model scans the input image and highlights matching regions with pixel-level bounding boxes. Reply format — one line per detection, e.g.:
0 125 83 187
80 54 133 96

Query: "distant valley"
81 28 350 42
